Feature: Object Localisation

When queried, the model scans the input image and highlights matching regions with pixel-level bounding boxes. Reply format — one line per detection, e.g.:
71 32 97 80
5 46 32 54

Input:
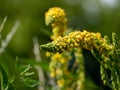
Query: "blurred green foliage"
0 0 120 90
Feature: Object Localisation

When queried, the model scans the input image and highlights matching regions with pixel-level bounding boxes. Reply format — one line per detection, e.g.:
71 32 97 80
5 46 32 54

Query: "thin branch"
33 36 45 90
0 16 7 33
0 20 20 54
33 36 41 62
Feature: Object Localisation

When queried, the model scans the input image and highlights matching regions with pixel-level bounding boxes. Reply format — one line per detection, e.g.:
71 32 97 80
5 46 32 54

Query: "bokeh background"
0 0 120 90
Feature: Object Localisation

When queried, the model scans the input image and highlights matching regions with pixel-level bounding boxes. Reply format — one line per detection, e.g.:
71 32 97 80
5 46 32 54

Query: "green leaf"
23 77 39 88
19 64 32 76
0 63 9 90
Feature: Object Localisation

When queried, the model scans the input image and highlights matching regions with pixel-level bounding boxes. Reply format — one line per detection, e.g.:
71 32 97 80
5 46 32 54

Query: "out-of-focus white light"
99 0 119 8
81 0 101 25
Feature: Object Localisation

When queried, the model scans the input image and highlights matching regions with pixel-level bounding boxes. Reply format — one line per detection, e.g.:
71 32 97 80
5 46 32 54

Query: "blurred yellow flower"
56 69 63 75
57 79 65 88
50 71 56 78
60 58 65 64
45 52 51 57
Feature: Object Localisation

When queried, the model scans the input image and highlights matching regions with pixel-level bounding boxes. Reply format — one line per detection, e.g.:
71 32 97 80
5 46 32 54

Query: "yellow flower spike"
41 30 112 56
45 7 68 40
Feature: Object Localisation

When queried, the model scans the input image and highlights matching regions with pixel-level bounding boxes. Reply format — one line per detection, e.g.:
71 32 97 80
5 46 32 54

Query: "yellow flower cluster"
48 52 71 89
45 7 67 26
41 30 112 56
49 52 70 77
53 30 101 50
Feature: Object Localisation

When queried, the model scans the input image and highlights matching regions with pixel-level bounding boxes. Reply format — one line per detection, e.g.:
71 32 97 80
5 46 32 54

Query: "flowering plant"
41 7 120 90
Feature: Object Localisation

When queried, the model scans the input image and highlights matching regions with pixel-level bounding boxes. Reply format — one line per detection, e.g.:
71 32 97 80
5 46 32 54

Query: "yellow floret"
45 52 51 57
50 71 56 78
51 53 61 61
56 69 63 75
